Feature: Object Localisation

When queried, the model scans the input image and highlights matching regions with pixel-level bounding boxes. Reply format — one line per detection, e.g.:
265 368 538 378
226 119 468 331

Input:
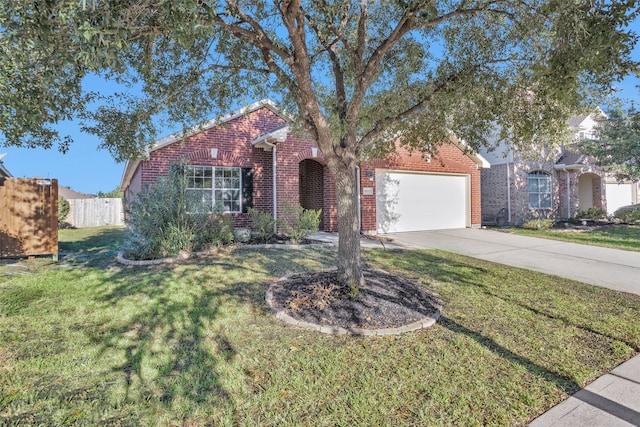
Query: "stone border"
116 242 334 266
236 242 333 250
265 272 442 336
116 246 227 266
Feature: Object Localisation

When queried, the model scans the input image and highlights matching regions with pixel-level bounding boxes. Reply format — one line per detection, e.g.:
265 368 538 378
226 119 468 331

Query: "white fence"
68 198 124 228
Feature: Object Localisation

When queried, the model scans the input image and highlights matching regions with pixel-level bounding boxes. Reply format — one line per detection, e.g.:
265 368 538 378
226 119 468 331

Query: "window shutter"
242 168 253 213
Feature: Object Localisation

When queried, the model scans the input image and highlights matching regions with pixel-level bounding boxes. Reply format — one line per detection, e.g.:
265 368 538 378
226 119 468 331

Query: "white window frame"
186 165 242 213
528 171 552 209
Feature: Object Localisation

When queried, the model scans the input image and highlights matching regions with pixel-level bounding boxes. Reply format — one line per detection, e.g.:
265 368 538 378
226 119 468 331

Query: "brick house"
478 113 617 225
120 99 488 234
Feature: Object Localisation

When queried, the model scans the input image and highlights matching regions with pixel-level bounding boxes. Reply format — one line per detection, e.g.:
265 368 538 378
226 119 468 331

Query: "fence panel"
68 198 124 228
0 177 58 258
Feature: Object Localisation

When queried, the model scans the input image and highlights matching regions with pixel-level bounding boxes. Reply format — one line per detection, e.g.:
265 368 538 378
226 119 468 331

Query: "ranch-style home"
120 99 489 234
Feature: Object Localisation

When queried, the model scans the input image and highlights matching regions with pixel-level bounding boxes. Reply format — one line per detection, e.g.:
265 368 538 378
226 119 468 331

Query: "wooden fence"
0 177 58 259
68 198 124 228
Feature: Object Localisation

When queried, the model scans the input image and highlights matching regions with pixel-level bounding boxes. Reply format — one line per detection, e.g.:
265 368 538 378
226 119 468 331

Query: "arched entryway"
299 159 325 230
578 173 603 212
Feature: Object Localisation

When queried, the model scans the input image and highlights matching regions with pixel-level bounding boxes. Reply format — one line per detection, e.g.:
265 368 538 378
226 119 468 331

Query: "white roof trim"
120 99 286 190
252 125 289 151
152 99 284 152
0 153 12 177
120 159 141 191
447 133 491 168
554 163 586 171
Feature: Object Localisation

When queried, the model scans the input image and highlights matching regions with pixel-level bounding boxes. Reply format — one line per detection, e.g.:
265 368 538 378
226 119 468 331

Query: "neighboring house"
58 185 95 200
0 153 12 178
120 99 489 234
570 113 640 214
479 113 609 225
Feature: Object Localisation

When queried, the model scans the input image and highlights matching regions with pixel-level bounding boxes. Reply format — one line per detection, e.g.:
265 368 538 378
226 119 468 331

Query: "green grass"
505 224 640 252
1 227 639 426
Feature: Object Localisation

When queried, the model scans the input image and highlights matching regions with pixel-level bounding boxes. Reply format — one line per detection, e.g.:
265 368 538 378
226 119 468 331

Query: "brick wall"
480 163 509 224
127 106 484 234
359 143 482 232
276 142 338 232
481 151 607 225
134 107 284 228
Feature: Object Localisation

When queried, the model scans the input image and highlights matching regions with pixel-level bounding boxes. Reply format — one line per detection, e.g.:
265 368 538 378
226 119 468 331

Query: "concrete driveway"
380 228 640 296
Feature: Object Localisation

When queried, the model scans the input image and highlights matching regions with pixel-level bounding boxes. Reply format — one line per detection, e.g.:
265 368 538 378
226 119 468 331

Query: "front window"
187 166 242 213
528 171 552 209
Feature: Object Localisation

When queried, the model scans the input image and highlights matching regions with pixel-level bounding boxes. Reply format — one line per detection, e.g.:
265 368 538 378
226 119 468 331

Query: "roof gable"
0 153 12 177
121 99 287 190
150 99 287 153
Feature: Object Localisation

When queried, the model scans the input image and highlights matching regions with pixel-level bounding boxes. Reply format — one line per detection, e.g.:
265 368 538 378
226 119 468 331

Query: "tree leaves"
580 105 640 182
0 0 638 162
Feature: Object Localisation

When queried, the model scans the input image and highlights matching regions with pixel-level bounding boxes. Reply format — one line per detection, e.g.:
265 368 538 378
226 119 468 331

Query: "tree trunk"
328 160 364 292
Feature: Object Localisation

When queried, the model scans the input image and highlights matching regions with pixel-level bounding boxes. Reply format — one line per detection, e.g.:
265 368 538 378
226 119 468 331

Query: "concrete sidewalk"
529 356 640 427
310 228 640 426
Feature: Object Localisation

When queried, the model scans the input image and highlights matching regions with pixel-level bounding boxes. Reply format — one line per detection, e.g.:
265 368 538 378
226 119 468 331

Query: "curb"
265 271 442 336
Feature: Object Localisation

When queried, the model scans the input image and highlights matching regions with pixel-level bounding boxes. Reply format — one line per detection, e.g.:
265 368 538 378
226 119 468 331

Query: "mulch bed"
268 268 442 330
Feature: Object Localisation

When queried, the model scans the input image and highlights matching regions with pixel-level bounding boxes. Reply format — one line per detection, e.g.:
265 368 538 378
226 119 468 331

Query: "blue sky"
2 67 640 196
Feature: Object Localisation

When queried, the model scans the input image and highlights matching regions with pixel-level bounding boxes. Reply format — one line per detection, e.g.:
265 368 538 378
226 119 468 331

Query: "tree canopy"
581 103 640 182
1 0 638 288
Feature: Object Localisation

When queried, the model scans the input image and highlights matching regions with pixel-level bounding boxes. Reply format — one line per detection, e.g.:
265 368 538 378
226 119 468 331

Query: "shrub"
614 204 640 224
520 218 555 230
122 160 233 260
575 207 607 219
58 196 70 224
248 208 276 241
277 201 321 243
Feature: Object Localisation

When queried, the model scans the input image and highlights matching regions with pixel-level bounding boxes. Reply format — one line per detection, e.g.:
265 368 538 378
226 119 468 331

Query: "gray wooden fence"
68 198 124 228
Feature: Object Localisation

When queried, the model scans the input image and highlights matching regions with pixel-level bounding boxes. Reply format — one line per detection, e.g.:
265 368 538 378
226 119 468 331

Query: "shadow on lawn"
11 227 636 424
369 249 640 392
57 232 336 423
58 227 128 268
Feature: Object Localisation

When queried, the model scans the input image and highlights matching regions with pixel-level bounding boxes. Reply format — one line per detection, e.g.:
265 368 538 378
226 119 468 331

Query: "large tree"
580 103 640 182
1 0 638 290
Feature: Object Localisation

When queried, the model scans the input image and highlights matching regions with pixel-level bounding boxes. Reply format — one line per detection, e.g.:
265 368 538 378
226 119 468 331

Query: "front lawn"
505 224 640 252
1 227 639 426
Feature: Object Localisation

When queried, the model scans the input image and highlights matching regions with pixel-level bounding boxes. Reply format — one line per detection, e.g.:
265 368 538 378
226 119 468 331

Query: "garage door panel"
606 183 634 214
376 171 468 233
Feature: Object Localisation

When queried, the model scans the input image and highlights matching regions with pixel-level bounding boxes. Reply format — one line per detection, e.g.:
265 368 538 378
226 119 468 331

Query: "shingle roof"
0 153 12 177
567 115 590 129
58 186 95 199
556 144 586 166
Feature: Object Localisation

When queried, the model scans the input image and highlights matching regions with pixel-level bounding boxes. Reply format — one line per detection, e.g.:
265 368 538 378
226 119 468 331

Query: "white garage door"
606 182 634 214
376 170 469 233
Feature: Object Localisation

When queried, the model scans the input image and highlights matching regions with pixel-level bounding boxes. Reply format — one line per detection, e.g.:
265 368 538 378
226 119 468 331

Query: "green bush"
278 201 321 243
575 207 607 219
248 208 275 241
614 205 640 224
58 196 70 224
520 218 555 230
122 160 233 260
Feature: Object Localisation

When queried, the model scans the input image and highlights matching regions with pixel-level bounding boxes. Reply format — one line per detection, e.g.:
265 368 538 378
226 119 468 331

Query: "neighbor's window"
186 166 244 213
528 171 552 209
